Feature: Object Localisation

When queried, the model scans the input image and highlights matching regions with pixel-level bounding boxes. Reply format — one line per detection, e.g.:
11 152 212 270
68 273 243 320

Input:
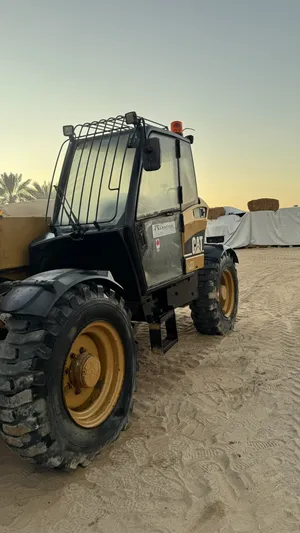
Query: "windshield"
56 130 136 226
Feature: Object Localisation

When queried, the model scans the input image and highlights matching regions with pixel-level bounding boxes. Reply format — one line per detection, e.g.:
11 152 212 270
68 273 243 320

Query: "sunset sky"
1 0 299 210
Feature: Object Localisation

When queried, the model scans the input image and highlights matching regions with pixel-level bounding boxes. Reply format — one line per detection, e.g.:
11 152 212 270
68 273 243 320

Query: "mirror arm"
139 118 151 153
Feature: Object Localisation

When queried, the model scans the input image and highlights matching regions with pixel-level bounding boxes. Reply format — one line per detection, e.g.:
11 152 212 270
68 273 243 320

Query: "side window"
180 141 198 208
137 134 179 219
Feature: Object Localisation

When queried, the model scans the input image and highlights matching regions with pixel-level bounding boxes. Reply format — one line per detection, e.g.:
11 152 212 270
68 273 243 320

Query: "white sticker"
152 221 176 238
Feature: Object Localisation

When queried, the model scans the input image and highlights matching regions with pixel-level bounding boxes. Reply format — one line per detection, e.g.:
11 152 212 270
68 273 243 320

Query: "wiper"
54 185 85 237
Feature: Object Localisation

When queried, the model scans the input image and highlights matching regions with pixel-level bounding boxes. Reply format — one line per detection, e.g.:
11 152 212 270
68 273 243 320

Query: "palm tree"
31 181 54 200
0 173 34 204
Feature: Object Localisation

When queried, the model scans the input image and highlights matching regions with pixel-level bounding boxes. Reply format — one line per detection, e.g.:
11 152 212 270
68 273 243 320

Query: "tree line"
0 173 54 204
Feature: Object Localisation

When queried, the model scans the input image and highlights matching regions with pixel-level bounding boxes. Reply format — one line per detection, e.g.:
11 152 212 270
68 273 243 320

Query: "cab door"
135 132 183 289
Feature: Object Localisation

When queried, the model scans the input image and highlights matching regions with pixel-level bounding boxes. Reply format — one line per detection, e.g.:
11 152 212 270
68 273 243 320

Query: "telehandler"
0 112 238 469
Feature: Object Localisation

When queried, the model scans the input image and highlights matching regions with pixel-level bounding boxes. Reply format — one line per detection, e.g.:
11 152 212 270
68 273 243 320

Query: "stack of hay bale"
247 198 279 212
208 199 280 221
208 206 225 220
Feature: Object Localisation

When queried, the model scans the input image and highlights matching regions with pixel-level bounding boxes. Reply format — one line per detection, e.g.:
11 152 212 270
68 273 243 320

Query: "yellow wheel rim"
63 321 125 429
220 269 235 317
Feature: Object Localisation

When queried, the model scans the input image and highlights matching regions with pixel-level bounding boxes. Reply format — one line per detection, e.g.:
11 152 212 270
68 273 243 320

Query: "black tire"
190 252 238 335
0 283 137 470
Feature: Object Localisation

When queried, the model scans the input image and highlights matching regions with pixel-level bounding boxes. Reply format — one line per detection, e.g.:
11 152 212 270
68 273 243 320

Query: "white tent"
205 214 242 243
206 207 300 248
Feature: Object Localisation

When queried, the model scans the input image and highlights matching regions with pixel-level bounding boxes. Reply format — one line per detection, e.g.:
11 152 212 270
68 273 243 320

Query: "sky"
0 0 299 210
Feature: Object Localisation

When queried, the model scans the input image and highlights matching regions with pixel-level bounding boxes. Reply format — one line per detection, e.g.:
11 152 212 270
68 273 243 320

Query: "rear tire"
190 252 238 335
0 283 136 470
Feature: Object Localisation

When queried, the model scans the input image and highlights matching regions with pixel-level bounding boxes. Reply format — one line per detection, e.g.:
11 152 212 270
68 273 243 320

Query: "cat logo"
192 235 204 255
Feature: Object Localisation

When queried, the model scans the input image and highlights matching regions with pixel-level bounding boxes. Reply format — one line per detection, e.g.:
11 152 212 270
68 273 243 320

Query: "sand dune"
1 248 300 532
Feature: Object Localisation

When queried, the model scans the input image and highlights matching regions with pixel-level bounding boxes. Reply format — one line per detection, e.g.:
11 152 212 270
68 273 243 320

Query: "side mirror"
142 137 161 172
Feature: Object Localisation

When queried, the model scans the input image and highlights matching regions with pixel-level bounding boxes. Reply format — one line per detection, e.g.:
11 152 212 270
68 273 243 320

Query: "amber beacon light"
170 121 183 134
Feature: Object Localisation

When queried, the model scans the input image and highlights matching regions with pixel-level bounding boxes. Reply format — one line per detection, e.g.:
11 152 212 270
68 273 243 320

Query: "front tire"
190 252 238 335
0 283 136 470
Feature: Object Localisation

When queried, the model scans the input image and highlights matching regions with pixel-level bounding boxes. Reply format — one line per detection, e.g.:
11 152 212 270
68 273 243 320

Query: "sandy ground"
1 248 300 533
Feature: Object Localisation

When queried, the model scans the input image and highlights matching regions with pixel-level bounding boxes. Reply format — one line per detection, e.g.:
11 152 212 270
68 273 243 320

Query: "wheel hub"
70 351 101 389
220 284 227 301
220 269 235 317
63 321 125 428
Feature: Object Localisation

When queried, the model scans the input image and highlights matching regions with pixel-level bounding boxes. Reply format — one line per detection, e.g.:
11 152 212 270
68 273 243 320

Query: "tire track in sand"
1 249 300 533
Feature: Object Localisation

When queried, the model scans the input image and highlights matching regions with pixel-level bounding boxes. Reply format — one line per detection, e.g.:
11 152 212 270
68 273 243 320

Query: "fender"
204 244 239 264
0 269 123 318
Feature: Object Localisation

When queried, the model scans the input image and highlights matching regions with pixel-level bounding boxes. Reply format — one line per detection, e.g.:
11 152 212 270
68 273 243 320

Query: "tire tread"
190 252 238 335
0 283 136 470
